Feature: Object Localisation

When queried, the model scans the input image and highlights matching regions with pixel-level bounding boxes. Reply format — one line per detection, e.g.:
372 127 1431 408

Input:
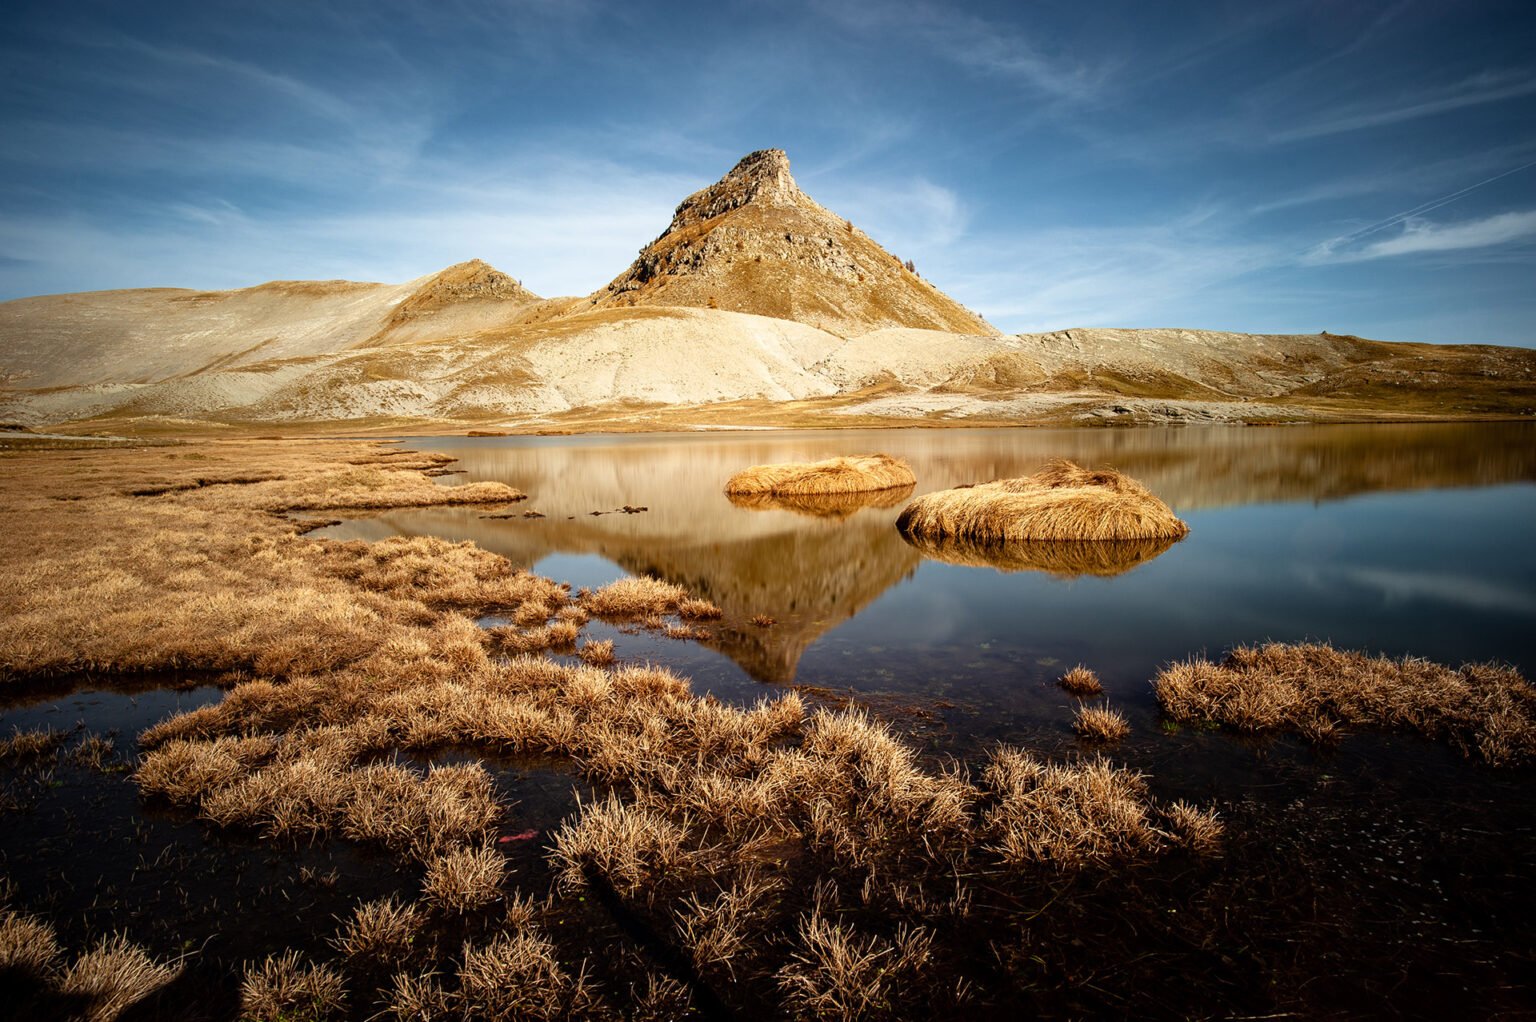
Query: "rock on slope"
586 149 997 339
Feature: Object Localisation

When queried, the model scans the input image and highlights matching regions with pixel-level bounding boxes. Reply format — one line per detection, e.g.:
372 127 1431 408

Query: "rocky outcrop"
587 149 998 339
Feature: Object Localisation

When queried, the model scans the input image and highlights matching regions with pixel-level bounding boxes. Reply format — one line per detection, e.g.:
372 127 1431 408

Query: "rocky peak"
390 259 539 324
663 148 804 235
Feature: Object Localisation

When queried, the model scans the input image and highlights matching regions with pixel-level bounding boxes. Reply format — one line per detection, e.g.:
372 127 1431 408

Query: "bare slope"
586 149 998 339
0 260 540 390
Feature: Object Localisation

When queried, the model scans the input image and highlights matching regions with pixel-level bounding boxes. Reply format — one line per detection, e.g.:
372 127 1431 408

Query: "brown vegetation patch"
1073 703 1130 742
1155 642 1536 765
897 459 1189 544
725 453 916 497
1058 665 1103 697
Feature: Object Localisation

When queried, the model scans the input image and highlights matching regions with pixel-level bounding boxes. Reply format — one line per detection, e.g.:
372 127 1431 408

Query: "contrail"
1324 157 1536 250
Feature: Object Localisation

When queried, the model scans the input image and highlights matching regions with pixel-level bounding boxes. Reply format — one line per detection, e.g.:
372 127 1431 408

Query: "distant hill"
0 149 1532 432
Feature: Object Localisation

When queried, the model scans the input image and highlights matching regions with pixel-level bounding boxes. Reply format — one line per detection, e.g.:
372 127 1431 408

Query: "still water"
320 422 1536 749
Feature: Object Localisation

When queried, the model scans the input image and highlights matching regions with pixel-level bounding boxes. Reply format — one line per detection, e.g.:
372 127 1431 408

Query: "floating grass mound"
1155 642 1536 765
900 532 1179 577
896 459 1189 544
724 453 916 497
726 481 915 519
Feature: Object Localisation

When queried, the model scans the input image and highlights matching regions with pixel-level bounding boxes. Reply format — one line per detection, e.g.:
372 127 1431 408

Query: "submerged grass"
1155 641 1536 765
724 453 916 497
897 458 1189 544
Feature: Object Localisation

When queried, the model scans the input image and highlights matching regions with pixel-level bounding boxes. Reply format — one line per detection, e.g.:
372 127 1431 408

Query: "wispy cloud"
1308 210 1536 264
1272 70 1536 142
818 0 1111 103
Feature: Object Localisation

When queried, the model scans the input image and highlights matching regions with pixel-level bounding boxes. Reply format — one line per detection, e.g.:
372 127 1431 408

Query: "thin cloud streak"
1312 210 1536 264
1272 70 1536 142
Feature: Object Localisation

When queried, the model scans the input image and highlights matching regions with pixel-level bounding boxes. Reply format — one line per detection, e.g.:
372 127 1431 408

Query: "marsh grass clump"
776 910 934 1022
239 950 346 1022
1058 665 1103 697
457 931 605 1021
897 459 1188 544
550 794 690 897
59 934 182 1022
724 453 916 497
0 908 62 978
422 844 506 914
677 597 723 620
383 970 453 1021
1166 799 1224 855
674 870 783 979
581 575 688 618
1073 703 1130 743
982 748 1162 869
576 639 616 666
331 897 425 973
1154 642 1536 765
727 484 915 520
0 727 69 765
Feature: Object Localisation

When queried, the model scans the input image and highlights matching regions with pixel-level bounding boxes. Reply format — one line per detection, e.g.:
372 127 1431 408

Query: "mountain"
586 149 997 338
0 148 1532 432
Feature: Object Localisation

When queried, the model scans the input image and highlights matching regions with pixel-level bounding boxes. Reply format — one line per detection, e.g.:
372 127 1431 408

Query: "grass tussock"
1058 665 1103 697
0 908 63 977
239 950 347 1022
1073 703 1130 742
422 844 506 913
457 930 604 1021
576 639 616 666
59 934 182 1022
1154 642 1536 765
981 748 1163 869
580 575 688 618
0 726 69 764
896 459 1189 544
776 910 934 1022
724 453 916 497
331 896 424 972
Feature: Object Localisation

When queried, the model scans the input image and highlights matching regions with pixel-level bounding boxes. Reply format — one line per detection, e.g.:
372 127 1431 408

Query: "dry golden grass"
0 726 68 764
457 930 604 1021
382 971 453 1021
579 575 688 617
777 909 934 1022
59 934 182 1022
896 459 1189 544
1166 800 1224 855
1058 665 1103 697
0 439 1234 1017
674 870 782 979
576 638 616 666
0 908 62 977
422 844 506 913
331 896 424 971
724 453 916 497
1073 703 1130 742
901 532 1179 577
240 950 346 1021
1154 642 1536 765
981 748 1163 870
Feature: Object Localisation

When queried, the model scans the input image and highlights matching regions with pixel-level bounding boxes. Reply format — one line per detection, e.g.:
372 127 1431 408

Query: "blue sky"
2 0 1533 344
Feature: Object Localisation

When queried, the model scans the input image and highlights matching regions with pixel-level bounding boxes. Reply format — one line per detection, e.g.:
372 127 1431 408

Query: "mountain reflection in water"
319 423 1536 685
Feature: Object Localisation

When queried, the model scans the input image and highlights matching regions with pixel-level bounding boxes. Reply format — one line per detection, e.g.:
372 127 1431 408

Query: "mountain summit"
588 149 998 338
